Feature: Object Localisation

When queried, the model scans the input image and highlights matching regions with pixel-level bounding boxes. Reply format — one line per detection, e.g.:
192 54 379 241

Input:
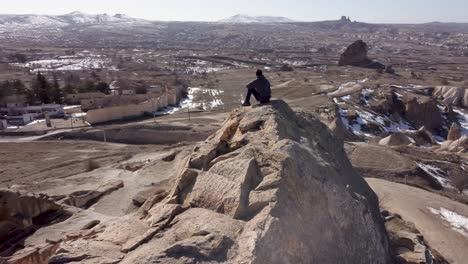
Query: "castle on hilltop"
340 16 351 22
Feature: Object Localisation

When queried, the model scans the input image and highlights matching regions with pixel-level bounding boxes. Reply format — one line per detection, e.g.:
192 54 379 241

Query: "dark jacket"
247 76 271 100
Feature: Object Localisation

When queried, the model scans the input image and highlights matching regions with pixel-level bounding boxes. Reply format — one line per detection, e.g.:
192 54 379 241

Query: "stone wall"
81 94 161 112
86 95 168 124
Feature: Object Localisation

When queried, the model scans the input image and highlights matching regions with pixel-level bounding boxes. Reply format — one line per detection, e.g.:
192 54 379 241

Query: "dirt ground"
0 141 165 188
368 178 468 264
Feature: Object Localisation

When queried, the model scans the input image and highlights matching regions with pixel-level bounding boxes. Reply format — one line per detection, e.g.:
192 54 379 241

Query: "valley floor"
368 178 468 264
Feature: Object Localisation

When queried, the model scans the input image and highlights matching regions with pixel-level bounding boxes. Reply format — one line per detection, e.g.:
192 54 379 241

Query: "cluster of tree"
62 72 110 95
26 73 63 104
0 72 111 105
8 53 27 63
0 80 27 98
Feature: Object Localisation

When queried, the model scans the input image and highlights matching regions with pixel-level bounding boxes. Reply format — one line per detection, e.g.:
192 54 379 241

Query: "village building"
0 104 64 126
65 92 106 105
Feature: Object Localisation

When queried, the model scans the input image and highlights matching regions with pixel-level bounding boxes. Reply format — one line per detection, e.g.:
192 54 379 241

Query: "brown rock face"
438 135 468 153
447 123 462 141
0 190 65 262
338 40 372 66
384 212 448 264
433 86 468 109
328 117 359 141
0 190 63 241
403 95 445 133
404 127 436 146
121 100 393 263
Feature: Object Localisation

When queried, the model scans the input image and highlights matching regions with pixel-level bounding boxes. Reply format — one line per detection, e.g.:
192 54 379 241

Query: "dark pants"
244 89 269 104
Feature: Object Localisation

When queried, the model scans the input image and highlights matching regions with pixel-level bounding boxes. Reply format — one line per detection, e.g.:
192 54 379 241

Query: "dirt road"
367 178 468 264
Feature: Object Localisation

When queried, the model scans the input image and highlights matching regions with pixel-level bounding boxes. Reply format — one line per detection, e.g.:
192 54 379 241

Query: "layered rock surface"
119 100 392 263
0 190 66 261
433 86 468 109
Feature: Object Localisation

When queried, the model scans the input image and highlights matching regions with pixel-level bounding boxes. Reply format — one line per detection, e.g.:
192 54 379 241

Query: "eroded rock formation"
403 95 445 133
328 117 359 141
0 190 66 261
339 40 385 69
433 86 468 109
383 211 448 264
117 100 392 263
404 127 436 146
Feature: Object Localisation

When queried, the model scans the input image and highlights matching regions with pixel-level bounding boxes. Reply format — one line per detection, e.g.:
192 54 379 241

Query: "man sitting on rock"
242 70 271 106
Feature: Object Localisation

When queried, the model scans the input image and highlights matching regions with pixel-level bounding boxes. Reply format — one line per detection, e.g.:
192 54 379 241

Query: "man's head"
256 69 263 77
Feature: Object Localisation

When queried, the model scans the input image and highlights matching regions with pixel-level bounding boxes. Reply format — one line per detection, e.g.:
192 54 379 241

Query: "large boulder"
120 100 393 263
339 40 385 69
339 40 371 66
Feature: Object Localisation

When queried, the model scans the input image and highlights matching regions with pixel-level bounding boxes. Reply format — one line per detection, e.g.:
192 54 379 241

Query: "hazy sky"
1 0 467 23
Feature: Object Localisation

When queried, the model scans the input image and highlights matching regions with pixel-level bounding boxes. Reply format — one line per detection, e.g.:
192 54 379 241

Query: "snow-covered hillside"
0 11 149 29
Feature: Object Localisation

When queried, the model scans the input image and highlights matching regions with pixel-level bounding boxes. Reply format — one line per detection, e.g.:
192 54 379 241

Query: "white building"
0 104 65 126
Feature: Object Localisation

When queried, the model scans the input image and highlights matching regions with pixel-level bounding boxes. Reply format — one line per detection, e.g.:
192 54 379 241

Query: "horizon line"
1 11 468 25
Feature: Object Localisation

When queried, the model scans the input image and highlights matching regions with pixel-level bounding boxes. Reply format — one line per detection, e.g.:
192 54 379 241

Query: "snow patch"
71 113 87 118
154 87 224 115
185 66 227 74
11 57 112 72
329 78 368 96
64 105 81 110
417 163 455 189
428 207 468 237
26 119 45 126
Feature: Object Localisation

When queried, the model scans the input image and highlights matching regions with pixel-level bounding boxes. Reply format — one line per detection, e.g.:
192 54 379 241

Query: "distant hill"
0 11 149 28
219 14 294 23
1 12 468 49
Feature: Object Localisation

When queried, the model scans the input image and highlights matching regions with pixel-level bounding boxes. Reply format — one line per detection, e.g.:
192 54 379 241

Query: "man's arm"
246 79 258 90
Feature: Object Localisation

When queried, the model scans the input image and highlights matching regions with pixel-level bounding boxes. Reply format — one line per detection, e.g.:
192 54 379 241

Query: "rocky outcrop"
328 117 359 141
60 180 124 208
339 40 385 69
0 190 66 261
383 211 448 264
433 86 468 109
404 127 436 146
437 135 468 153
115 100 393 263
369 89 405 115
4 242 60 264
339 40 371 66
379 133 413 146
403 95 445 133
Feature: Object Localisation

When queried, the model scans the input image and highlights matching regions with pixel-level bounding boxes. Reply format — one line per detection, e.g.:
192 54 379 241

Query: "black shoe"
242 102 251 107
